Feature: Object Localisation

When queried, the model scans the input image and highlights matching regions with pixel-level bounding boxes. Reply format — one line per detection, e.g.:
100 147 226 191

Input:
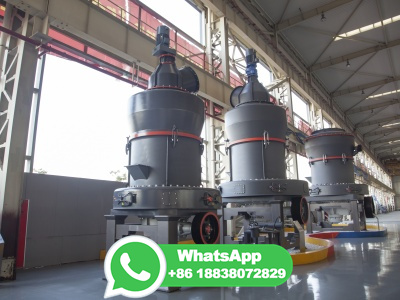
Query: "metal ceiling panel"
252 0 291 24
358 49 393 76
254 0 336 24
314 68 352 92
318 38 380 64
381 0 400 18
333 69 387 93
334 96 366 111
281 27 334 65
385 20 400 40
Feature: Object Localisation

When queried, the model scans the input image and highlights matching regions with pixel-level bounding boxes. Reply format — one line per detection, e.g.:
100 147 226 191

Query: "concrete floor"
1 212 400 300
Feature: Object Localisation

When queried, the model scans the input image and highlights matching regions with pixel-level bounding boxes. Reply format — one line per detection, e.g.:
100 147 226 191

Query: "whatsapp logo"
104 235 166 298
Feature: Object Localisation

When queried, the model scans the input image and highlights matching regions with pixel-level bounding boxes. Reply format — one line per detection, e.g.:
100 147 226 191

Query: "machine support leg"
156 216 180 292
155 216 179 244
351 201 361 232
306 204 313 233
359 201 367 230
218 207 224 244
105 215 127 251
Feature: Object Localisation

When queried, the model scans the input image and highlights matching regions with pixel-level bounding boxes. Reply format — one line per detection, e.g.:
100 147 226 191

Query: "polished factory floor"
1 212 400 300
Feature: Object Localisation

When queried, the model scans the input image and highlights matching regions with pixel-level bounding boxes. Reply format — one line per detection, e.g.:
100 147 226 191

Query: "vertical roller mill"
219 49 309 248
304 128 372 233
105 26 221 248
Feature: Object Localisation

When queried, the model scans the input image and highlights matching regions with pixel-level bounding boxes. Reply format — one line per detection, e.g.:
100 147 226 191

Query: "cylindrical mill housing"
226 104 287 180
305 128 357 186
127 90 204 187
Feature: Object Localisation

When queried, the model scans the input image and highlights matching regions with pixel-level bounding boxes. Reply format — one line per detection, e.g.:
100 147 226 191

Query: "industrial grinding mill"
105 26 221 248
219 49 309 248
304 128 374 233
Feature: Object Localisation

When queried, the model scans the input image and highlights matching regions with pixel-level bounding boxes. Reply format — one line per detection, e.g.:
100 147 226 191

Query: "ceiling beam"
276 0 353 31
356 114 400 128
311 39 400 71
296 26 379 45
364 125 400 137
332 75 400 97
234 0 274 33
381 154 400 160
375 144 400 153
346 99 399 115
370 136 400 146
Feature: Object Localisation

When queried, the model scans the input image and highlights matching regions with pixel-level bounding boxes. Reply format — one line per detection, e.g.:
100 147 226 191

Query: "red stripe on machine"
308 156 354 163
131 130 202 142
228 137 286 147
305 133 354 141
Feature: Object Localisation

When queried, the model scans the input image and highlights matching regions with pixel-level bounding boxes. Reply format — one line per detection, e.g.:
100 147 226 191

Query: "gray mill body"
226 103 287 181
127 89 204 187
305 128 368 196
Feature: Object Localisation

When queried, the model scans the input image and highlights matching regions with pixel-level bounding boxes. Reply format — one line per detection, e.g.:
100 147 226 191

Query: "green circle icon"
104 236 166 298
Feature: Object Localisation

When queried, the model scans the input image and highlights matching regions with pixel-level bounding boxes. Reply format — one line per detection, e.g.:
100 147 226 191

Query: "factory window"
291 92 311 135
140 0 203 43
322 118 331 129
33 55 141 181
291 92 309 122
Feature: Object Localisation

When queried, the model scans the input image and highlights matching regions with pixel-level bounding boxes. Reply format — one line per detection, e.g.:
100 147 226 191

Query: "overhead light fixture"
367 89 400 99
321 11 326 22
346 59 350 67
335 14 400 41
382 121 400 127
361 89 365 95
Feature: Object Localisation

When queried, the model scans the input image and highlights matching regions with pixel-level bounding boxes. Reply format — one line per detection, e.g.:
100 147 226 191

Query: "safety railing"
293 115 312 136
47 28 150 88
286 109 293 125
90 2 209 70
89 0 242 88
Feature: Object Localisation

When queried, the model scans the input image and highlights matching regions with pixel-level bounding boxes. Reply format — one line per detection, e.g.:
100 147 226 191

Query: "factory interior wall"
393 176 400 210
21 173 126 268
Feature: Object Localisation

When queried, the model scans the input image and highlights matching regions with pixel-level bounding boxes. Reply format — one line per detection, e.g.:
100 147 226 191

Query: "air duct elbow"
179 66 199 93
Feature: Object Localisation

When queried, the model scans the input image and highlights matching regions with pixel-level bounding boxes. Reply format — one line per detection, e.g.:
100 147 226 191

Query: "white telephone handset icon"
120 253 151 281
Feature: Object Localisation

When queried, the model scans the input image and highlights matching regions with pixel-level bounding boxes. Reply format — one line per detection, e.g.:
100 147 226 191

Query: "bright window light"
323 118 331 129
388 140 400 144
139 0 203 43
335 15 400 41
292 92 309 122
367 89 399 99
382 122 400 128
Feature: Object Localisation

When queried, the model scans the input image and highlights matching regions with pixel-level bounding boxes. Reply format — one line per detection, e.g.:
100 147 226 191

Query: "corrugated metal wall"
22 173 125 268
393 176 400 210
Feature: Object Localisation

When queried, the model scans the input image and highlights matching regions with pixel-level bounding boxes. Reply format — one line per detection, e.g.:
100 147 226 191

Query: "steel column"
25 54 46 173
208 102 216 188
0 6 39 279
216 16 230 84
